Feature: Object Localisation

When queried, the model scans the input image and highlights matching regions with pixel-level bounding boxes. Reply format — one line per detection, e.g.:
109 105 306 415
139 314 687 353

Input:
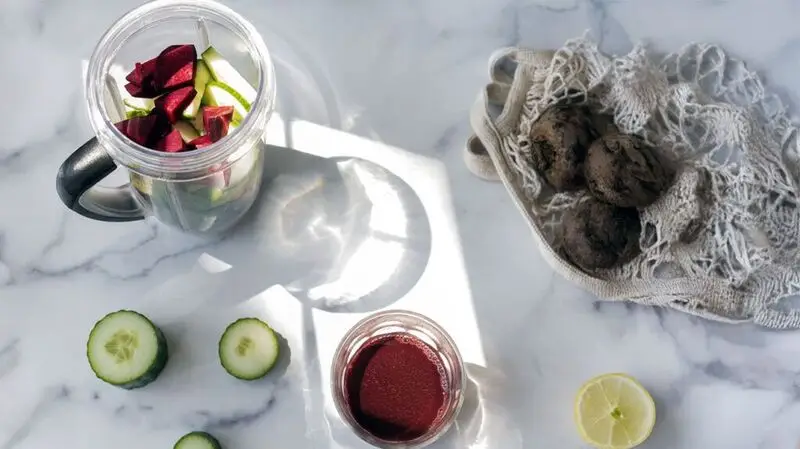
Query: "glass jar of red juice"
331 310 466 448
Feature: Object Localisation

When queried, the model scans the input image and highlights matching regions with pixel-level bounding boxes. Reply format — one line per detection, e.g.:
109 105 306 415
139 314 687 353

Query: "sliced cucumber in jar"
201 46 257 106
129 172 153 196
86 310 168 389
124 97 155 112
219 318 279 381
182 60 213 120
174 431 222 449
174 120 200 141
227 146 260 187
192 112 205 134
125 108 150 119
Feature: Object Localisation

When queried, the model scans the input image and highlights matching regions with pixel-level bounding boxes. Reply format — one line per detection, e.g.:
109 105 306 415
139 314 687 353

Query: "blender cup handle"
56 137 145 222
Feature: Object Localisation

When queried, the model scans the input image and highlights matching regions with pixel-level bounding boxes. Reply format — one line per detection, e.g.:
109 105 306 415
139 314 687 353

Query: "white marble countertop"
4 0 800 448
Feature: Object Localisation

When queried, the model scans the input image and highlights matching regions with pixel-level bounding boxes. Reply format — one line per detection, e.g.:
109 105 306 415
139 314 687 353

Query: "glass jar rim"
84 0 275 177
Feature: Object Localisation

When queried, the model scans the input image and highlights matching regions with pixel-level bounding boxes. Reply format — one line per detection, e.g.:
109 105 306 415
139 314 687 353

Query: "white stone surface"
2 0 800 448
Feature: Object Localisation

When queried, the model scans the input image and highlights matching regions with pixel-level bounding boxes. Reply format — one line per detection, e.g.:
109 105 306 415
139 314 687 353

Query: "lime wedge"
574 373 656 449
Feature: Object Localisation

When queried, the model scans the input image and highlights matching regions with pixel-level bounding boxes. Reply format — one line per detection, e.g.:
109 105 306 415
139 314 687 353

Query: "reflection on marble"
4 0 800 448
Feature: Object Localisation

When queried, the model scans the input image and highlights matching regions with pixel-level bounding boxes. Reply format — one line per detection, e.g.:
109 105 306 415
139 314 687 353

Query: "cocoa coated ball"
528 104 598 192
561 197 642 271
584 133 675 208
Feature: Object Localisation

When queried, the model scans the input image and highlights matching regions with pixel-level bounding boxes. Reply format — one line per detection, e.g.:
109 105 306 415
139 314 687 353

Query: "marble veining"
4 0 800 448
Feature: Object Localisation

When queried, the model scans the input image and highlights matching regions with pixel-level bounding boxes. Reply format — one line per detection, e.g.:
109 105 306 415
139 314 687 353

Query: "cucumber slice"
227 146 259 187
174 120 200 141
124 97 155 112
182 60 212 119
174 431 222 449
201 46 257 105
126 109 150 119
192 112 205 134
130 172 153 196
218 318 279 380
202 82 248 123
86 310 168 389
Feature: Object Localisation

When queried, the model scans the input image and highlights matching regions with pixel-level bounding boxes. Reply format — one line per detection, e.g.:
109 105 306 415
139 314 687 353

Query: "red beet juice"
344 333 448 442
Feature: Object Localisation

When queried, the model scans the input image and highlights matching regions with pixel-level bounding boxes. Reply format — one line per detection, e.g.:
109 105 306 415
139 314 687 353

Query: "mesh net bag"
465 36 800 329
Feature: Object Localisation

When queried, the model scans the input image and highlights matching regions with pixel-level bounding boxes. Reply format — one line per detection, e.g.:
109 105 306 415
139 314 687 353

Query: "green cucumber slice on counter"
201 46 257 105
202 82 249 123
173 431 222 449
218 318 279 380
174 431 222 449
86 310 168 389
174 120 200 141
182 60 212 119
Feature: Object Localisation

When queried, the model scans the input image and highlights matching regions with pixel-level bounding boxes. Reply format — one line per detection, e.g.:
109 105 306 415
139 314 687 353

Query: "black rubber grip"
56 137 145 222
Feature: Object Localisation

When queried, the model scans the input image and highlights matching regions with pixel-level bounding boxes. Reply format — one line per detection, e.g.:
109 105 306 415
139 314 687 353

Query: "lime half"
574 373 656 449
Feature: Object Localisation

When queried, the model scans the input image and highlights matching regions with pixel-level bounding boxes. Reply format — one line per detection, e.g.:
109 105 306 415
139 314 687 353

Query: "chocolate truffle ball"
561 197 642 271
585 133 675 208
528 104 598 191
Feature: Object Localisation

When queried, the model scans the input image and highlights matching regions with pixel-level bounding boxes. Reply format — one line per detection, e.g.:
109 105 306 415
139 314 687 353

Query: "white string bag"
465 37 800 329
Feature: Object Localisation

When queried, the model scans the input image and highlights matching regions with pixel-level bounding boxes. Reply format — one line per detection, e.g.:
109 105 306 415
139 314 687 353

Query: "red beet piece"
154 86 196 123
114 121 128 135
188 134 214 149
206 116 230 143
114 115 158 146
114 114 170 147
125 58 157 85
155 128 187 152
203 106 234 142
345 334 447 442
124 82 158 99
154 44 197 91
125 66 140 84
202 106 234 129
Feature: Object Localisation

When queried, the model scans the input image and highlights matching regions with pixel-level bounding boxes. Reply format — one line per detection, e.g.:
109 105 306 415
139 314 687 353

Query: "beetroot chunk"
154 86 197 123
115 121 129 135
154 45 197 91
206 117 231 143
155 128 187 152
188 135 214 149
202 106 234 130
202 106 234 142
125 58 157 85
114 115 160 146
124 58 159 98
124 44 196 98
124 82 158 99
114 114 170 148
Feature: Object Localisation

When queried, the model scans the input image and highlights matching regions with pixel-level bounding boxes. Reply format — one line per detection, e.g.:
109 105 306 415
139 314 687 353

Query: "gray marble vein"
0 339 20 381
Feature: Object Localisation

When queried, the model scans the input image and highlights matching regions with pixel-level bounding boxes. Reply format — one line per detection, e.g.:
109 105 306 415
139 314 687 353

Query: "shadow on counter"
201 141 432 315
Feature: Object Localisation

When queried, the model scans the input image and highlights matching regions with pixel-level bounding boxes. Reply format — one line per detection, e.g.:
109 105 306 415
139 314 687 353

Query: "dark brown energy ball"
561 197 642 271
528 104 598 191
585 133 675 208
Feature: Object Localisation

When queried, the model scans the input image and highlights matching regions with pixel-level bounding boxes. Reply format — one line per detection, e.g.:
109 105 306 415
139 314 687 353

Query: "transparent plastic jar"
331 310 466 449
56 0 275 235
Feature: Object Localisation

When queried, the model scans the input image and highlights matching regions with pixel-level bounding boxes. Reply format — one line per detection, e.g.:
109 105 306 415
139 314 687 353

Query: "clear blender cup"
56 0 275 235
